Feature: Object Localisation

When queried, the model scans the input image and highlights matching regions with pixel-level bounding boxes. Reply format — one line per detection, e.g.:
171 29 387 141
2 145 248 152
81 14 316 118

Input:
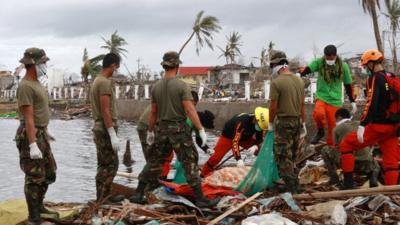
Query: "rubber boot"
340 172 354 190
129 181 147 204
193 184 220 208
328 171 340 185
368 170 379 188
39 184 59 218
107 195 125 203
310 128 324 144
26 196 42 225
286 179 303 194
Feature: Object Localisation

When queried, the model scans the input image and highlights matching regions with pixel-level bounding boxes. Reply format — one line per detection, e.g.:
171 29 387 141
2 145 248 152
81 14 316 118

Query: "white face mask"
326 59 336 66
35 64 47 79
271 65 286 77
112 69 119 76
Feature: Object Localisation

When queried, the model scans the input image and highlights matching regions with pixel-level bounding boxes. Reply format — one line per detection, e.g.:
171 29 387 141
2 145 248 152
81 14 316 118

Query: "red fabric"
200 136 256 177
313 100 339 146
160 180 239 199
162 152 174 177
340 123 400 185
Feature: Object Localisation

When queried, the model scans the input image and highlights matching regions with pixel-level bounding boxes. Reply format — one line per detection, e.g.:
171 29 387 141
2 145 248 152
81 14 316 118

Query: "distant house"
209 64 256 89
178 66 211 86
0 71 14 90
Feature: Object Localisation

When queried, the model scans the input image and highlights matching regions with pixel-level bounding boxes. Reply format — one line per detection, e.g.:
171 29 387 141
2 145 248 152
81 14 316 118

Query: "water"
0 119 227 203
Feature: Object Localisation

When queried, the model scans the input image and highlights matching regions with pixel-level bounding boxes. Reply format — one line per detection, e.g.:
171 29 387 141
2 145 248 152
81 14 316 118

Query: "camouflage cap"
19 47 49 65
269 50 288 66
161 51 182 67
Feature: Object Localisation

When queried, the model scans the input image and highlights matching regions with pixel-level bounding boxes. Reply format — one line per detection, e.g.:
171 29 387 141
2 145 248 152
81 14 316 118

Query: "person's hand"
236 159 245 167
247 145 258 156
357 126 365 143
198 128 208 147
351 102 357 115
29 142 43 159
146 131 155 145
268 123 274 132
107 127 121 152
300 122 307 139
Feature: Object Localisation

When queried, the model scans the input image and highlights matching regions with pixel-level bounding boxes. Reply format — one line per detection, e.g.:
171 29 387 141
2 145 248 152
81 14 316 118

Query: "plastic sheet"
236 132 280 196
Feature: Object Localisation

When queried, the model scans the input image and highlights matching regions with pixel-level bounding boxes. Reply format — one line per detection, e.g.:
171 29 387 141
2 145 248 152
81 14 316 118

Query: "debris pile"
59 105 91 120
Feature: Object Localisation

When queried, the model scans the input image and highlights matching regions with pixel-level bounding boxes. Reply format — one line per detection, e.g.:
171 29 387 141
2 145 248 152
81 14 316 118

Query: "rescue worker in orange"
339 49 400 189
200 108 268 177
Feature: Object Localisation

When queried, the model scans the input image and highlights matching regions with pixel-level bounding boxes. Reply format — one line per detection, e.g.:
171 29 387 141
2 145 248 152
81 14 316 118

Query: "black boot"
26 196 42 225
286 179 303 194
193 184 220 208
129 181 147 204
340 172 354 190
368 170 379 188
107 195 125 203
328 171 340 185
311 128 324 144
39 184 59 217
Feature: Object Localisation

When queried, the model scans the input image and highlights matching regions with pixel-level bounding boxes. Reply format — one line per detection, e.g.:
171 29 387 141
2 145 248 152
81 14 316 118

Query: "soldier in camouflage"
321 108 379 187
90 53 124 203
268 50 306 194
15 48 58 225
130 51 219 208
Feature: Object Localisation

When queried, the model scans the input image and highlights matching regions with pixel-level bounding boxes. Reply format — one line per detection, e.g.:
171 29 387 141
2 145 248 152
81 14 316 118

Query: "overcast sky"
0 0 391 77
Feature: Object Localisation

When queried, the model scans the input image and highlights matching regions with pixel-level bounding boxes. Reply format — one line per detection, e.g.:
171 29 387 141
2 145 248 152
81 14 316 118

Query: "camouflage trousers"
93 123 119 201
273 117 301 189
137 127 150 162
138 120 201 189
321 146 380 176
15 125 57 222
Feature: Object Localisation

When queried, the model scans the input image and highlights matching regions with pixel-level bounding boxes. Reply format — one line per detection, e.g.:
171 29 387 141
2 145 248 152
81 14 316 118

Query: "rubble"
59 104 91 120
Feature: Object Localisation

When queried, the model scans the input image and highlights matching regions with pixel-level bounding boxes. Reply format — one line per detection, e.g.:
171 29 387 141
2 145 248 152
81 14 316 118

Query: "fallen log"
293 185 400 200
208 192 262 225
116 171 138 179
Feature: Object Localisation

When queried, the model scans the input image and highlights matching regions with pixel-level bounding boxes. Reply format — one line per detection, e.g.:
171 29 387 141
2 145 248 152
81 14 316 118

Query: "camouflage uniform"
15 126 57 220
16 47 54 224
92 122 119 201
138 120 201 189
321 146 379 177
273 117 301 190
269 50 305 193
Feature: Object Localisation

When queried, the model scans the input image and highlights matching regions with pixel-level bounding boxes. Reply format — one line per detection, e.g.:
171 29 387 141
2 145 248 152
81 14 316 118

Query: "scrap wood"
293 185 400 200
208 192 262 225
116 171 138 179
134 207 187 225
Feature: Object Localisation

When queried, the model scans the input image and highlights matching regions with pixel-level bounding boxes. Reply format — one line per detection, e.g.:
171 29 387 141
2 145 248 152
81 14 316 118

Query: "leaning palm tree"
384 0 400 71
81 48 104 83
178 10 221 55
101 30 128 57
218 45 231 64
360 0 384 53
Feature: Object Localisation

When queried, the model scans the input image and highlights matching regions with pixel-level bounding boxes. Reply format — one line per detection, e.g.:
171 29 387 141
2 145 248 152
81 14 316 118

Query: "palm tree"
360 0 384 53
81 48 104 83
384 0 400 71
226 31 242 63
101 30 128 57
218 45 231 64
178 10 221 55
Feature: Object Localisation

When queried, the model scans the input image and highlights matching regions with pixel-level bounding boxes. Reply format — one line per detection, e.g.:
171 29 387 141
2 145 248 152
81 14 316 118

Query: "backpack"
382 72 400 122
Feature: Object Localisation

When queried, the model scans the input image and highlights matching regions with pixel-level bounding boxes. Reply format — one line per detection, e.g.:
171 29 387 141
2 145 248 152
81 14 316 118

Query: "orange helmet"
360 49 384 65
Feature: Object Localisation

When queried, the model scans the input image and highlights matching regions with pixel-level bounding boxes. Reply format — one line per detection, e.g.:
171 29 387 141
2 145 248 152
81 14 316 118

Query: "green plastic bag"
173 160 187 184
236 132 280 196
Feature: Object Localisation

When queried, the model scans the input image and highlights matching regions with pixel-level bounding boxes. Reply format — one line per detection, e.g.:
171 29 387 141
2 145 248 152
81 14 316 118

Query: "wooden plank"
208 192 262 225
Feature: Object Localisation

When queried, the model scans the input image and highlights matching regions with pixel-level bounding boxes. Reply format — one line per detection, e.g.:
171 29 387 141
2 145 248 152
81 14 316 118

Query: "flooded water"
0 119 232 203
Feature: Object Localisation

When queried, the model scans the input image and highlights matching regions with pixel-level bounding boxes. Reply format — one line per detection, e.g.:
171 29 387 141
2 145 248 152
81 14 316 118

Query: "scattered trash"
241 212 298 225
306 200 347 225
203 166 251 189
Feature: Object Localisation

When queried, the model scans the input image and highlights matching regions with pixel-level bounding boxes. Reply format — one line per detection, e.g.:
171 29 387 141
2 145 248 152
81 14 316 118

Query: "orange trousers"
340 123 399 185
200 135 255 177
313 100 340 146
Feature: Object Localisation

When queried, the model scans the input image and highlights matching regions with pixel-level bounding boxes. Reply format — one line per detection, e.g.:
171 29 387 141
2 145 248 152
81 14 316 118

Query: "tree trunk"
371 5 384 54
392 31 398 73
178 31 195 55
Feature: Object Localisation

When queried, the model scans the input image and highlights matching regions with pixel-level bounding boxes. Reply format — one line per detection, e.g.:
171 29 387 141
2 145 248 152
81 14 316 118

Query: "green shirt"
151 77 193 122
333 120 370 160
269 72 304 117
308 57 352 107
90 74 117 123
17 78 50 127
